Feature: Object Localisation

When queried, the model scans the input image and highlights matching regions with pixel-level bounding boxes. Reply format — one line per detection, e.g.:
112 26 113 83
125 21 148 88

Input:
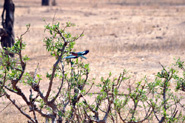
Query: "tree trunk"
52 0 56 6
0 0 15 57
42 0 49 6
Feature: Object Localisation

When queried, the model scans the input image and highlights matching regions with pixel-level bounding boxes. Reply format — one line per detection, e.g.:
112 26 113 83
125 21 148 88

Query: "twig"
52 11 57 25
70 30 84 43
20 24 30 37
138 106 153 122
5 92 35 123
33 63 39 81
117 109 126 123
0 101 11 113
84 83 94 95
29 89 38 123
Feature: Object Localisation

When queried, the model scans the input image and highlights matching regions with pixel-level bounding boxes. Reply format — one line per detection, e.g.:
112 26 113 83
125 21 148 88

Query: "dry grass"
1 0 185 122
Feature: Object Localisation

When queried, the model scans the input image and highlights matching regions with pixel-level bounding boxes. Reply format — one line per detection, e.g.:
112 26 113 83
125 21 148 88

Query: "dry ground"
1 0 185 122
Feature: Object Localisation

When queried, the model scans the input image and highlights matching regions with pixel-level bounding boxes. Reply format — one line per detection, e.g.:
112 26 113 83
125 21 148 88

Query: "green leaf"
109 72 112 77
101 77 104 82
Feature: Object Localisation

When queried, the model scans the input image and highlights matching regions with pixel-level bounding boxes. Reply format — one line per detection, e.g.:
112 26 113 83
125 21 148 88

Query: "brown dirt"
1 0 185 122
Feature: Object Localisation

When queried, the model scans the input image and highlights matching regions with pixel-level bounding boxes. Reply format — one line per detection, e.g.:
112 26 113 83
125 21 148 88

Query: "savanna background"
1 0 185 122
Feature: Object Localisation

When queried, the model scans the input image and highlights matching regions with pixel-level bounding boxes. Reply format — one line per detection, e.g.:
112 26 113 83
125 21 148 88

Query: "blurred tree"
42 0 49 6
0 0 15 57
42 0 56 6
52 0 56 6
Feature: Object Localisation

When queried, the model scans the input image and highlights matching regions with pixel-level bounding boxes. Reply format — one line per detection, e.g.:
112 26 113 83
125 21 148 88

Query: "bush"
0 22 185 123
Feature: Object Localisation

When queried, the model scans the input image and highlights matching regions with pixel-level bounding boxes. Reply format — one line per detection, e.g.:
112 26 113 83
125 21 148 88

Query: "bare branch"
102 101 111 122
138 106 153 122
29 89 38 123
35 108 55 119
5 92 35 123
20 24 30 37
31 83 44 99
154 110 160 122
117 109 126 123
85 83 94 95
50 61 65 103
33 63 39 81
82 96 99 120
0 101 11 113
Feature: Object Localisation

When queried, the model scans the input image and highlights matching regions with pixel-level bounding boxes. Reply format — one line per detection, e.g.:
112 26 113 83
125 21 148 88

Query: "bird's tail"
80 55 87 59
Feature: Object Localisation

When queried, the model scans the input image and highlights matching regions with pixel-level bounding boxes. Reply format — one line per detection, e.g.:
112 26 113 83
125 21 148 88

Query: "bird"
65 50 89 59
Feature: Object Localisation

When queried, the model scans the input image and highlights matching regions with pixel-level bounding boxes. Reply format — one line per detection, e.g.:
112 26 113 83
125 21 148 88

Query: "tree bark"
0 0 15 57
42 0 49 6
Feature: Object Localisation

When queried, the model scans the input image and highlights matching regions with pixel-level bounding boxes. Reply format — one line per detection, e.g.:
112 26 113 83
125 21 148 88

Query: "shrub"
0 22 185 123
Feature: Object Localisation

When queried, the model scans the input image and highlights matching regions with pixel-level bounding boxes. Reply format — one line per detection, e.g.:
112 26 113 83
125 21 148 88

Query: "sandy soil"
0 0 185 77
1 0 185 122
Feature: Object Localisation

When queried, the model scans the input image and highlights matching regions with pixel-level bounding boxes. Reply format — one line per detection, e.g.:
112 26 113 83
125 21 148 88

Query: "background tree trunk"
42 0 49 6
52 0 56 6
0 0 15 57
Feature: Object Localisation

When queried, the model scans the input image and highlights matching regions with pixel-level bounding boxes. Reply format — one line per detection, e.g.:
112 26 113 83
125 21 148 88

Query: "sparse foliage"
0 22 185 123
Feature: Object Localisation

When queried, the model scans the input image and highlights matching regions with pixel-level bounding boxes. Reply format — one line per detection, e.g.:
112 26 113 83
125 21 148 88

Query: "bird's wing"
65 55 78 59
77 50 89 55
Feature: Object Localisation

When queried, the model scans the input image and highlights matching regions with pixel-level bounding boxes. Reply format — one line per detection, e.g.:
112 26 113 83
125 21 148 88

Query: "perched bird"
65 50 89 59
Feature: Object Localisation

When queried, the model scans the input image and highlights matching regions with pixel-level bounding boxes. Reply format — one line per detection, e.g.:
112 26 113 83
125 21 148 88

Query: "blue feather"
65 50 89 59
76 50 89 55
65 55 78 59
